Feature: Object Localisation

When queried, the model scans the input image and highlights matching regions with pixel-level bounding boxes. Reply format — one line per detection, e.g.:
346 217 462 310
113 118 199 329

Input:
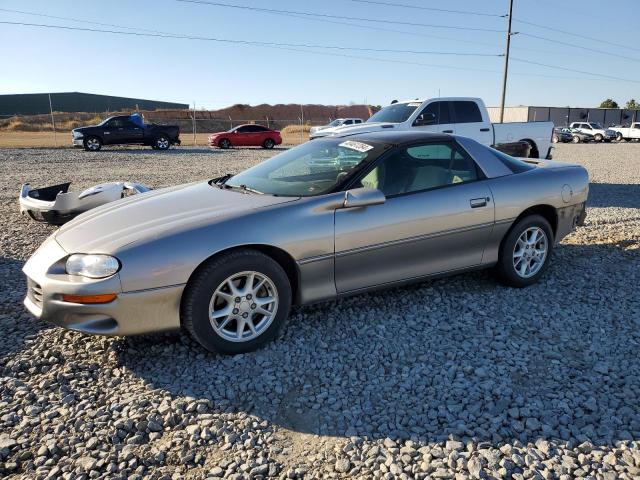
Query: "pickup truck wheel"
594 133 603 142
83 136 102 151
182 250 292 354
155 135 170 150
571 135 581 144
496 215 554 288
219 138 231 149
263 138 275 149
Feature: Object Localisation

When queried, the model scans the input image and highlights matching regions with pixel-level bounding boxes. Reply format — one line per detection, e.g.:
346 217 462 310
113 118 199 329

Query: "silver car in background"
23 131 588 354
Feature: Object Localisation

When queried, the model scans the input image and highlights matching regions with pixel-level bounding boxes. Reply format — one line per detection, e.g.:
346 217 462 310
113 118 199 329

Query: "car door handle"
442 129 453 133
470 197 488 208
480 128 490 132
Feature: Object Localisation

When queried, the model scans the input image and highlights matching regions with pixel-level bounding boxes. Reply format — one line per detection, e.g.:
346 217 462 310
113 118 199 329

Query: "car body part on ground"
72 114 180 151
309 118 364 134
19 181 151 225
309 97 555 160
208 124 282 149
569 122 616 142
23 131 588 354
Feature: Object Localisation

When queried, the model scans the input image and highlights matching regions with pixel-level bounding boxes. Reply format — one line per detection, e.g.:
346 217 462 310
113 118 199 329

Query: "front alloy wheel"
182 250 292 354
84 136 102 151
155 135 170 150
209 271 279 342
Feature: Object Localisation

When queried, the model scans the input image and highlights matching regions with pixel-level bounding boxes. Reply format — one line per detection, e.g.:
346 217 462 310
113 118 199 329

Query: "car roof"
332 129 452 145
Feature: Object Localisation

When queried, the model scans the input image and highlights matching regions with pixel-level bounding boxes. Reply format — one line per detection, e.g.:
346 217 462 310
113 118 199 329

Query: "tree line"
599 99 639 109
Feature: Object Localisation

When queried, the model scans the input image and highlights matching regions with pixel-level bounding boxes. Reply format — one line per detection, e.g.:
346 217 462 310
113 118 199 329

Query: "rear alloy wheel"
572 135 581 144
263 138 275 149
155 135 170 150
182 250 292 354
219 138 231 149
594 133 603 142
496 215 554 288
83 136 102 151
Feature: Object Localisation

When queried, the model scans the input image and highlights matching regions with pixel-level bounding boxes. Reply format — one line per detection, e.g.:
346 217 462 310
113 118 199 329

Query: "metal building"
487 106 640 127
0 92 188 116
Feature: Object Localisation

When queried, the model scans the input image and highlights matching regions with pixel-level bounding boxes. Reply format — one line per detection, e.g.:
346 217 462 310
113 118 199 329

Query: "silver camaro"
23 131 588 354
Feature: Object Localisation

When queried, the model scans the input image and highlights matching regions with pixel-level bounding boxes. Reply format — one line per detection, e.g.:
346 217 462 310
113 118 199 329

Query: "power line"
519 32 640 63
515 19 640 53
347 0 505 18
0 21 501 56
511 57 640 84
1 20 637 84
174 0 506 32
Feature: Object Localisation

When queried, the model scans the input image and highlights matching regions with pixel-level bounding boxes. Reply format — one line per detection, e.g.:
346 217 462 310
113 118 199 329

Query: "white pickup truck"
608 122 640 141
310 97 554 159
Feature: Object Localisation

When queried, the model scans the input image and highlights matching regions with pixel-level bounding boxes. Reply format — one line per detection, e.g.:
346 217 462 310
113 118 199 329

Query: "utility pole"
192 101 196 146
499 0 514 124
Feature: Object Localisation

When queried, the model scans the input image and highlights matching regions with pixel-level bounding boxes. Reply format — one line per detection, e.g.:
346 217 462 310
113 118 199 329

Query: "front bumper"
23 237 183 336
72 138 84 147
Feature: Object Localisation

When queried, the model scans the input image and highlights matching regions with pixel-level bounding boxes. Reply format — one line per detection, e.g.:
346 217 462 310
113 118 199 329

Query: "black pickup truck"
72 114 181 151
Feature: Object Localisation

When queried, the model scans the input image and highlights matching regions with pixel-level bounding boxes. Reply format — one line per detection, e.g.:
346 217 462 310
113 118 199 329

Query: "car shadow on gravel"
114 241 640 447
588 183 640 208
0 256 53 359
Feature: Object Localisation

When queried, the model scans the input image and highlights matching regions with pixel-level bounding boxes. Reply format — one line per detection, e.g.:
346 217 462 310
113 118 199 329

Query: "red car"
208 124 282 149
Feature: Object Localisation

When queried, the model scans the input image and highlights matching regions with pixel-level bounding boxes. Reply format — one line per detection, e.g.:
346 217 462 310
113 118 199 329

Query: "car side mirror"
413 113 436 126
343 188 385 209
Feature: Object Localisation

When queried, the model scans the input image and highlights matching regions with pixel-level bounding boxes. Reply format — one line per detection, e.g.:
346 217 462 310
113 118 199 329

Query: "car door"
451 100 493 146
119 119 143 143
412 101 456 134
631 123 640 138
233 126 252 146
334 141 494 293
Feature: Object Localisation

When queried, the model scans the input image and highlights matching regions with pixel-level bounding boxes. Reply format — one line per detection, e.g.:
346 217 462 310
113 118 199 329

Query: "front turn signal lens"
62 293 117 304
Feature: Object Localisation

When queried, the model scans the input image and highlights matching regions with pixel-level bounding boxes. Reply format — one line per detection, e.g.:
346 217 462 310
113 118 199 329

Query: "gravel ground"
1 143 639 480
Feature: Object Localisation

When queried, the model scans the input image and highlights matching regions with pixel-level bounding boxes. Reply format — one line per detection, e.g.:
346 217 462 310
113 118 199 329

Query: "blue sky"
0 0 638 109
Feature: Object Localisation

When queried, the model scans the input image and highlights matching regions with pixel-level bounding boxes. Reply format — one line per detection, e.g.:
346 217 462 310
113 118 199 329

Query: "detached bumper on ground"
22 237 182 336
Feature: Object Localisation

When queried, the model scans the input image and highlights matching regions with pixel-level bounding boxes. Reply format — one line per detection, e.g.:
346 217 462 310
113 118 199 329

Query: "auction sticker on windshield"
339 140 374 153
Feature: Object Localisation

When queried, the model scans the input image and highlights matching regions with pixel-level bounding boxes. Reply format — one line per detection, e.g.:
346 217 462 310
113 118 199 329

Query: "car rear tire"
571 135 581 144
552 135 559 144
83 136 102 151
182 250 292 354
262 138 275 149
219 138 231 149
594 133 603 142
616 132 624 142
496 215 554 288
155 135 170 150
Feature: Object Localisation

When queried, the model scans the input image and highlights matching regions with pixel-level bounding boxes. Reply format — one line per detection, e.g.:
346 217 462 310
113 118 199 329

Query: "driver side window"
359 142 478 197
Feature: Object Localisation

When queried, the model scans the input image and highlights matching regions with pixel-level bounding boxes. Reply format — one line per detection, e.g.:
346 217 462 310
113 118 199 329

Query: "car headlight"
72 131 83 138
66 254 120 278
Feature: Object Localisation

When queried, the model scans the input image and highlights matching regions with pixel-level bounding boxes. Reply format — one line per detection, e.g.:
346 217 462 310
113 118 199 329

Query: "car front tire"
496 215 554 288
219 138 231 149
83 136 102 151
182 250 292 354
594 133 603 142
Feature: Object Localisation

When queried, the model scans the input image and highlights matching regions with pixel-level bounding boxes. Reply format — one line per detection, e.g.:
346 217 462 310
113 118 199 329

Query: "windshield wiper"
224 183 264 195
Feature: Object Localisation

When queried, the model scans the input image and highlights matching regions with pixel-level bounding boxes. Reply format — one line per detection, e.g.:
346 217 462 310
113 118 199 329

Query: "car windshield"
367 103 420 123
328 119 343 127
224 138 382 197
589 122 604 129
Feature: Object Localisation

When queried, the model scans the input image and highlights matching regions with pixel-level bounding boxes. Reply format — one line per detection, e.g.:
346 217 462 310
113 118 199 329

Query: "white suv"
310 118 363 134
569 122 616 142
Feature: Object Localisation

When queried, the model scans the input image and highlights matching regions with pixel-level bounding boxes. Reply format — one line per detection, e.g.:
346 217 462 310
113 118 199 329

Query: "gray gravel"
1 143 639 479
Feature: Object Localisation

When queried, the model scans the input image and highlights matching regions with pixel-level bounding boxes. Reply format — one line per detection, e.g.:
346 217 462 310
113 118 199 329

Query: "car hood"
55 181 297 253
311 122 397 137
